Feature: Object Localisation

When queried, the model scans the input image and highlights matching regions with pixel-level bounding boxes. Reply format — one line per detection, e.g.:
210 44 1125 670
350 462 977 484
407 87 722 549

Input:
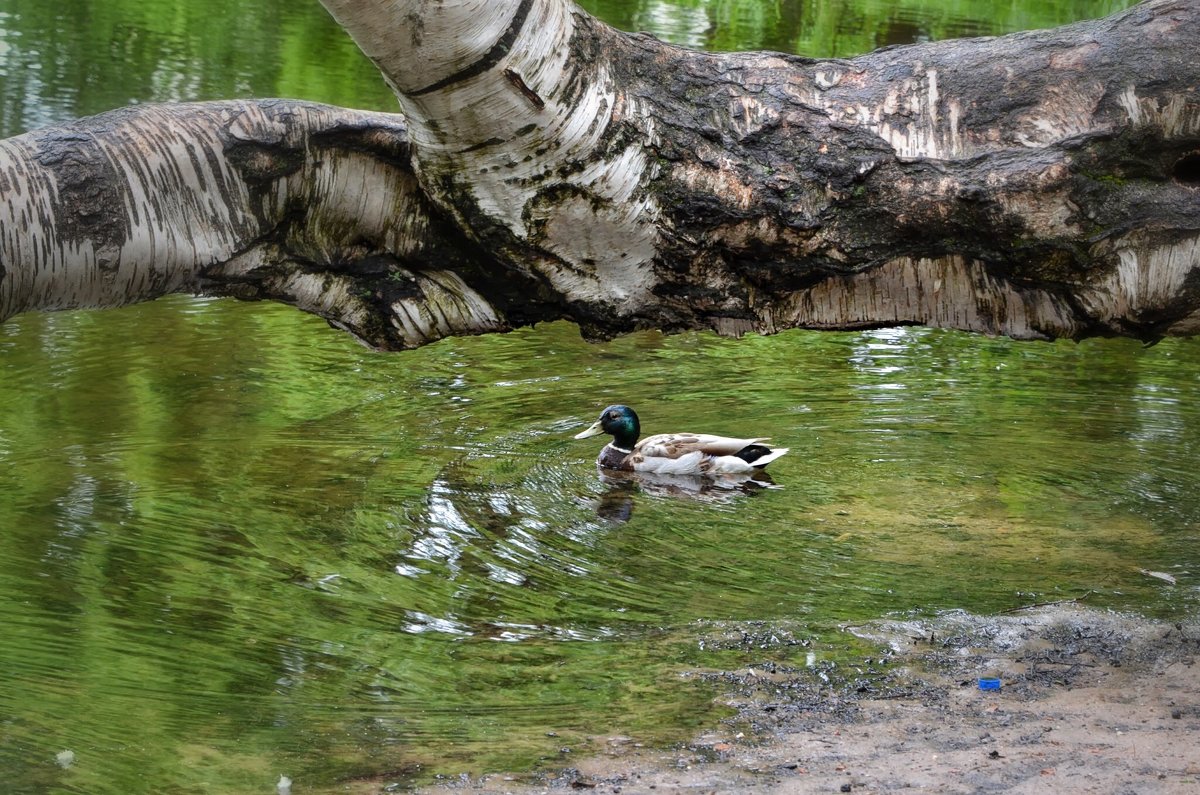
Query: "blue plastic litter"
978 677 1002 691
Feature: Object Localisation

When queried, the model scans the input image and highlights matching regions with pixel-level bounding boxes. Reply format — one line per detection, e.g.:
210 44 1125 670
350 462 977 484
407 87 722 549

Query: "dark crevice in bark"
225 141 306 184
1175 153 1200 185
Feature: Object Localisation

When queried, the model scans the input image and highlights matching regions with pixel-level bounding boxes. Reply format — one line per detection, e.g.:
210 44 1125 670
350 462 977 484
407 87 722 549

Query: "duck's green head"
574 404 641 448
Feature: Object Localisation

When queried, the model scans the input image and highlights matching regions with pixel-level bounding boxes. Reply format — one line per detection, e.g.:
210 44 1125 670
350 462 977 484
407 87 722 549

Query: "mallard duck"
574 405 788 475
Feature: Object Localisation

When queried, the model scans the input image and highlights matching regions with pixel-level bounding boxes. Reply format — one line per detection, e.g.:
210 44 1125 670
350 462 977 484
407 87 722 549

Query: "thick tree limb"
2 0 1198 346
0 100 529 348
320 0 1200 342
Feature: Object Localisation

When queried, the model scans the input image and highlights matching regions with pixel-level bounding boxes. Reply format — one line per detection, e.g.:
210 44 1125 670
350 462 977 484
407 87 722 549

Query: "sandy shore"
415 606 1200 794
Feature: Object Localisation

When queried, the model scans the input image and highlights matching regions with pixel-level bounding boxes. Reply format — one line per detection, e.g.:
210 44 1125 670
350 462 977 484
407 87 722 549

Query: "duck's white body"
608 433 788 475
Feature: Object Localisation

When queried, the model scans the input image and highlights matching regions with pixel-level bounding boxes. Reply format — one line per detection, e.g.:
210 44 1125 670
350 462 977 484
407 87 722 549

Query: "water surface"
0 0 1187 793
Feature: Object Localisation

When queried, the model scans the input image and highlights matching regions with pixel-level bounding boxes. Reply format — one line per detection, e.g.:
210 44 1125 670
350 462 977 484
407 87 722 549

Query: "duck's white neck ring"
607 443 633 454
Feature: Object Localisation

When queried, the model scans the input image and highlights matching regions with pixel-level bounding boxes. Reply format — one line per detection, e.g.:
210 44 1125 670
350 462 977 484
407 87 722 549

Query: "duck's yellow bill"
574 421 604 439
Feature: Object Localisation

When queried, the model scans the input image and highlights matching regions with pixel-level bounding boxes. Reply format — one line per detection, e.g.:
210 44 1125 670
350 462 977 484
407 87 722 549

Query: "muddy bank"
416 606 1200 794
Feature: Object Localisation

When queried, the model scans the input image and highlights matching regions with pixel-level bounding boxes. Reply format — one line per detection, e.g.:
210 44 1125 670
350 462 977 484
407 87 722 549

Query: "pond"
1 0 1193 792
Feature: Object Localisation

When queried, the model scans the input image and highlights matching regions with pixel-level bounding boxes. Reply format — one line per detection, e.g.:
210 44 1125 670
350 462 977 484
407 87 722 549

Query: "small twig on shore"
998 590 1096 615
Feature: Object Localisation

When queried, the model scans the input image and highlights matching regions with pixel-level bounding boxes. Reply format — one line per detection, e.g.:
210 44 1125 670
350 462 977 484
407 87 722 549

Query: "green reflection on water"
578 0 1138 55
0 0 1186 791
3 299 1199 792
0 0 397 134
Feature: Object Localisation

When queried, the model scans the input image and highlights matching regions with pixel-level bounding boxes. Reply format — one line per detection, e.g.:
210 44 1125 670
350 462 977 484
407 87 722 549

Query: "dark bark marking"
460 137 506 155
408 0 535 97
225 141 305 185
309 124 413 169
405 11 424 47
199 125 238 216
31 126 130 258
183 141 210 194
503 69 545 110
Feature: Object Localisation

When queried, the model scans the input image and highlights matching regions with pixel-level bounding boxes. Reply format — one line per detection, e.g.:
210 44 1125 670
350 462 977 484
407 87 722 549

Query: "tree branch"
2 0 1198 347
318 0 1200 342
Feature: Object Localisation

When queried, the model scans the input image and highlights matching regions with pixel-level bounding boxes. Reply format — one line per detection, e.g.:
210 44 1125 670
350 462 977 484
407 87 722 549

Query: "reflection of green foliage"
0 0 396 136
579 0 1138 56
3 301 1200 792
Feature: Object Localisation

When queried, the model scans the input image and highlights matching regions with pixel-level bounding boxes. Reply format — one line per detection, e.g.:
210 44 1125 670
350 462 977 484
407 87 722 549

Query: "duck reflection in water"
593 468 779 521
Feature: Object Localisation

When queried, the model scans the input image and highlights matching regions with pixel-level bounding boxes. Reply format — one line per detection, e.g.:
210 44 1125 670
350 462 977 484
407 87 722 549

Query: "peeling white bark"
1081 236 1200 332
388 269 505 344
778 255 1079 339
1120 85 1200 137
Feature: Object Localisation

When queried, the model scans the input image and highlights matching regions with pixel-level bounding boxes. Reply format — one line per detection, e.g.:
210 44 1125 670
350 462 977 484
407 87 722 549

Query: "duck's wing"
635 433 769 459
